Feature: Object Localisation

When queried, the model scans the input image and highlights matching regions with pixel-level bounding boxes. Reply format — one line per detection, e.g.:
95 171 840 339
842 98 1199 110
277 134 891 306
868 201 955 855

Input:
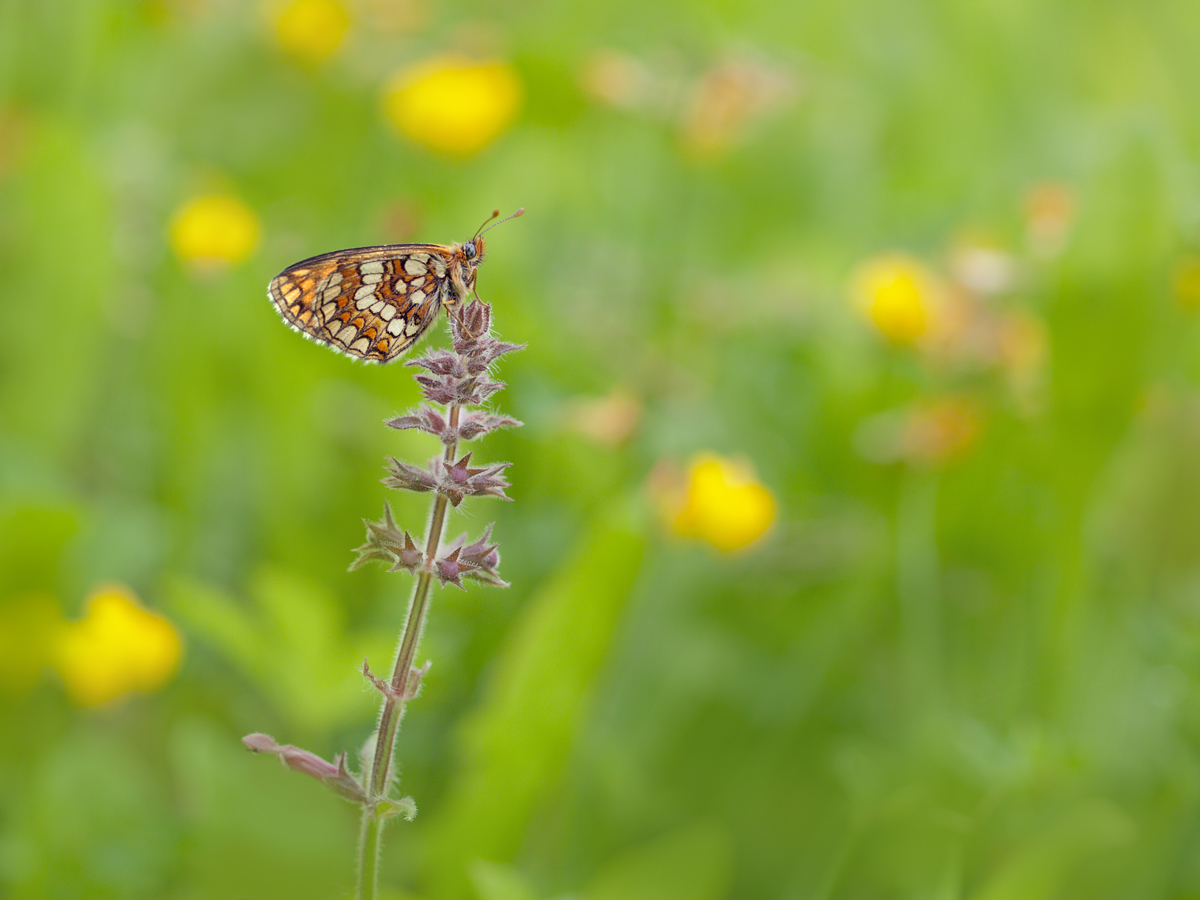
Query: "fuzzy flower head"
664 453 777 552
1024 182 1074 258
170 192 261 268
679 55 798 159
383 55 522 157
272 0 350 64
54 584 183 707
856 396 983 467
849 253 943 346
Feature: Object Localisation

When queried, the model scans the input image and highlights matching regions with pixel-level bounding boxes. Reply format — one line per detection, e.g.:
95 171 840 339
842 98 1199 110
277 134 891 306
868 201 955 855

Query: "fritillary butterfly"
268 209 523 363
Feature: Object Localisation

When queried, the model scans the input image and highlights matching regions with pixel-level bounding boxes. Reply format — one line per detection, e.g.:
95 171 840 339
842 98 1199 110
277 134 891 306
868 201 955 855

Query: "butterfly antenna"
477 207 525 238
473 210 500 238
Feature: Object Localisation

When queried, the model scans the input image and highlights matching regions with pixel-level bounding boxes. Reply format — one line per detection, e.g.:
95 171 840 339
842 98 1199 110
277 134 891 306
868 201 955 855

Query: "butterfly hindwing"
268 244 460 363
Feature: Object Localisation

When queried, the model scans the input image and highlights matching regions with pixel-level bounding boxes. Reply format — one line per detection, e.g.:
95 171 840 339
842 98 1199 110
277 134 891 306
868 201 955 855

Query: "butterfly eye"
463 241 477 259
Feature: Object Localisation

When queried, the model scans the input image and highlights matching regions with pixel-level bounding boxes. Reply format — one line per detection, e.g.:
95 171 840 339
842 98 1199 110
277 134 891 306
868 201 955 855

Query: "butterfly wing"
268 244 457 363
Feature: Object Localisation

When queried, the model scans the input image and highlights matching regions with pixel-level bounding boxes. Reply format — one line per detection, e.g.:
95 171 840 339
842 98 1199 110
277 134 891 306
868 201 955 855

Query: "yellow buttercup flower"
272 0 350 65
170 192 261 267
850 253 942 346
669 453 777 552
54 584 183 707
383 56 522 157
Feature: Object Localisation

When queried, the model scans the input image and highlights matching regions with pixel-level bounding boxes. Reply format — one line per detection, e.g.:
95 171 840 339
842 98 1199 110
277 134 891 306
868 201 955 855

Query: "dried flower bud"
242 733 367 803
362 659 430 701
387 407 448 438
455 410 523 441
383 458 440 494
441 452 514 504
408 304 524 407
411 349 465 378
435 548 465 589
465 339 523 372
388 406 522 444
351 505 425 572
458 523 501 568
453 300 490 338
439 524 508 586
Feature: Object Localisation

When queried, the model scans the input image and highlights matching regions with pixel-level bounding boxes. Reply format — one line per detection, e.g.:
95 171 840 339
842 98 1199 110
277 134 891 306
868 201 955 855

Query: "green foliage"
3 0 1200 898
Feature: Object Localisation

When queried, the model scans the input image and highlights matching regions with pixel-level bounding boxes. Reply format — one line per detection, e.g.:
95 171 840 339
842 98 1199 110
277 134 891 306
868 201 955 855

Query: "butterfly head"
457 237 483 265
446 208 524 305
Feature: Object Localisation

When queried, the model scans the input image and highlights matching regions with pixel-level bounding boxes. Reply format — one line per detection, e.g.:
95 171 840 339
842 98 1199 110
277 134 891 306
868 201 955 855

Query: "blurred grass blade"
586 820 733 900
424 503 648 898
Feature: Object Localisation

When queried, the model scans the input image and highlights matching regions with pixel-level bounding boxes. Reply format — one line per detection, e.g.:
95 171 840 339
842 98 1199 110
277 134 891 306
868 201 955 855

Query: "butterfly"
267 209 523 363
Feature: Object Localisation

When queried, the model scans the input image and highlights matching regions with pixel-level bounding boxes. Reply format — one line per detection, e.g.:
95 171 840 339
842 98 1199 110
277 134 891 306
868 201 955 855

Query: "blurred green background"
4 0 1200 897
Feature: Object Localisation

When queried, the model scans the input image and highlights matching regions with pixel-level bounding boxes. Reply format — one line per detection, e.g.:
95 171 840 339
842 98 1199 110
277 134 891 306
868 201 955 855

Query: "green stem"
368 567 435 796
356 403 461 899
357 810 382 900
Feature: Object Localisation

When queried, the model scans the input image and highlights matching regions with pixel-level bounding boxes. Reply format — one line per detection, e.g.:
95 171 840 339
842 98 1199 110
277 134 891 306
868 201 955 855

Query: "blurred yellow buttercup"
170 192 261 267
668 453 776 552
383 56 521 157
272 0 350 64
54 584 183 707
849 253 942 346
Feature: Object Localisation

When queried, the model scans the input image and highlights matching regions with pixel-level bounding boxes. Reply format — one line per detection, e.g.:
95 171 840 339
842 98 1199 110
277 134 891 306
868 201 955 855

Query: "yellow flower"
169 192 261 267
669 453 777 552
54 584 183 707
383 56 522 157
272 0 350 65
849 253 942 346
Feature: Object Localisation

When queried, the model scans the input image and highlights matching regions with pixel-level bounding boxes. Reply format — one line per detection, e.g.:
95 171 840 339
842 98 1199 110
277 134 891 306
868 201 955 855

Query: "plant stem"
357 812 382 900
356 403 461 899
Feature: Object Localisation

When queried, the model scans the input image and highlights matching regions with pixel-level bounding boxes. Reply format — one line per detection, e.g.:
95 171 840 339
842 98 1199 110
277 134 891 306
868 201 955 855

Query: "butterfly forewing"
268 243 464 363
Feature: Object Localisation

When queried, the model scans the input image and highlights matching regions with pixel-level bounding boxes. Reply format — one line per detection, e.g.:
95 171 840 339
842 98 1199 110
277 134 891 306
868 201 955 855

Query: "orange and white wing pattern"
267 210 522 364
268 243 469 363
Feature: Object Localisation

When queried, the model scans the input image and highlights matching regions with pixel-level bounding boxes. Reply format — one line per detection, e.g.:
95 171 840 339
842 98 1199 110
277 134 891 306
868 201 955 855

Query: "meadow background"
4 0 1200 897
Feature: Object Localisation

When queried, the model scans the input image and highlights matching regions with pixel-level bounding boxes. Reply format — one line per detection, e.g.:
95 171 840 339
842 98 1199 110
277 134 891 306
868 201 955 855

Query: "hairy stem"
357 811 382 900
357 403 461 899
